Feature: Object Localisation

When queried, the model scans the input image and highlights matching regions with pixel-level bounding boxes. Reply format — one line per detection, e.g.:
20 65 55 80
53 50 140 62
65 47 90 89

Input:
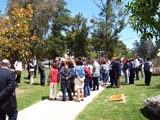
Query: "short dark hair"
76 60 82 66
52 62 57 69
67 61 74 68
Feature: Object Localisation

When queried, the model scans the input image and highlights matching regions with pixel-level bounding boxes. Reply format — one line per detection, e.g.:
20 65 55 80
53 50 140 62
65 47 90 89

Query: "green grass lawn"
16 69 50 110
17 70 160 120
75 75 160 120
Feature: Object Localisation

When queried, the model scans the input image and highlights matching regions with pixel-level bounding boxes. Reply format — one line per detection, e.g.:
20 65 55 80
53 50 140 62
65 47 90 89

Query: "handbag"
47 75 52 83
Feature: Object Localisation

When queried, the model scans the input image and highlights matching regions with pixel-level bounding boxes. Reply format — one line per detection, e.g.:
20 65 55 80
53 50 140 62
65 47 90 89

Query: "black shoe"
69 98 73 101
81 99 84 101
48 98 53 100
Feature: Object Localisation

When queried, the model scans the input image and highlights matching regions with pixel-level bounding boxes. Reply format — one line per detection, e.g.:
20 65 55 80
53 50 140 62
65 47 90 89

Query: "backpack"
100 65 107 73
84 66 91 78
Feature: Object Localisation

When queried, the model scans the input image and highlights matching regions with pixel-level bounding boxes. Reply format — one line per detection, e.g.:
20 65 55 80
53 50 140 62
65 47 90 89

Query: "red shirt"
49 68 59 83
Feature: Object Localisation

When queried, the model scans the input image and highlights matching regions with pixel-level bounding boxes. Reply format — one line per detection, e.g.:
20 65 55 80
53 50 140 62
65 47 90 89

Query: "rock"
144 95 160 116
153 49 160 75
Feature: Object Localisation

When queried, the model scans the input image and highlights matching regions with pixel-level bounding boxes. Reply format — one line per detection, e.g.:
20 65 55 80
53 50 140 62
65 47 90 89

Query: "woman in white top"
14 60 23 85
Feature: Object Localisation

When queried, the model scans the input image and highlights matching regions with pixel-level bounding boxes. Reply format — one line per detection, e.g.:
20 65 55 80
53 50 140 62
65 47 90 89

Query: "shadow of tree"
120 82 130 85
42 96 48 100
147 85 160 89
140 107 160 120
135 84 146 86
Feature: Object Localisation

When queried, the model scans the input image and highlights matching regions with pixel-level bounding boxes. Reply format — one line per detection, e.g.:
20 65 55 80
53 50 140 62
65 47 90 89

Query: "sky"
0 0 140 49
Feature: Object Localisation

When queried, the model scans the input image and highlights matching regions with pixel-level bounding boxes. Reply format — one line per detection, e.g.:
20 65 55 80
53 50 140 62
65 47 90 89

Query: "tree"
114 40 129 58
0 3 39 61
44 0 71 59
126 0 160 41
66 13 90 57
7 0 60 39
132 38 154 58
7 0 61 58
91 0 126 59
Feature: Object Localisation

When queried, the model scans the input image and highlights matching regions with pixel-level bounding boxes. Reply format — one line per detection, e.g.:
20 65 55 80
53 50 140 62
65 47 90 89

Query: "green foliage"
91 0 126 59
126 0 160 40
7 0 62 58
45 36 66 59
66 13 90 57
44 0 71 59
113 40 129 58
8 0 61 39
0 3 39 61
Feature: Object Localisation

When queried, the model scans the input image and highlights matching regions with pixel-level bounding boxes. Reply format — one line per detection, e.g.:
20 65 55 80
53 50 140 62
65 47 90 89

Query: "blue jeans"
135 67 139 80
61 80 72 101
40 71 46 86
84 78 90 97
0 108 18 120
102 72 109 83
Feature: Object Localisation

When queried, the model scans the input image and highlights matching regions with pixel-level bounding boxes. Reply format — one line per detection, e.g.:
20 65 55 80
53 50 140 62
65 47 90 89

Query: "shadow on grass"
147 85 160 89
121 82 130 85
42 96 49 100
33 83 40 85
140 107 160 120
23 81 40 86
24 81 30 84
135 84 146 86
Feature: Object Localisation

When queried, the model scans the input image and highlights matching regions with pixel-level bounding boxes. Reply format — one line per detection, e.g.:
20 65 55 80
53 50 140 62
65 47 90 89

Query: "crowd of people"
46 56 153 102
0 56 153 119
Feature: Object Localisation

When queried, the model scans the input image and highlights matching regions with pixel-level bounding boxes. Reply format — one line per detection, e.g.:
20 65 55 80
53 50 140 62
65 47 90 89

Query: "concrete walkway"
17 86 104 120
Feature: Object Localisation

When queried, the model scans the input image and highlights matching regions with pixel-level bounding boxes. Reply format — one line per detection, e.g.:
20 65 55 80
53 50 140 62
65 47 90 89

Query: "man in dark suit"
0 59 18 120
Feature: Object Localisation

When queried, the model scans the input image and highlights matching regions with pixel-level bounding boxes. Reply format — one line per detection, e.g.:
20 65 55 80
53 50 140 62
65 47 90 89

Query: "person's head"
1 59 11 68
76 60 83 66
61 61 66 67
67 61 74 68
146 57 150 61
87 60 92 65
101 59 106 64
51 62 57 69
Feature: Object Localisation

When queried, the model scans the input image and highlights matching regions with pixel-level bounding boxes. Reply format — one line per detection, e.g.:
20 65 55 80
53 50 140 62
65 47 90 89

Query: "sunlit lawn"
75 75 160 120
16 69 50 110
17 70 160 120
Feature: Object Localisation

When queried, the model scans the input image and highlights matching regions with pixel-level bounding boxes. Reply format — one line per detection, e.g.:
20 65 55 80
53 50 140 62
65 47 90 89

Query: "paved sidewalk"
17 86 104 120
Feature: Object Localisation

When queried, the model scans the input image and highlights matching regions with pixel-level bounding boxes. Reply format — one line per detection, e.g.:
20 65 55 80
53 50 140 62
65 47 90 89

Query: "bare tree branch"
93 0 105 12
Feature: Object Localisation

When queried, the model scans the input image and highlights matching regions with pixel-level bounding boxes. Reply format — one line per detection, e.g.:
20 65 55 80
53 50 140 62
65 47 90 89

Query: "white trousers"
49 82 58 98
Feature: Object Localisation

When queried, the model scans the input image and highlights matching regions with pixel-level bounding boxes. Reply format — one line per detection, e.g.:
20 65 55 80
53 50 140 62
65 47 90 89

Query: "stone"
153 49 160 75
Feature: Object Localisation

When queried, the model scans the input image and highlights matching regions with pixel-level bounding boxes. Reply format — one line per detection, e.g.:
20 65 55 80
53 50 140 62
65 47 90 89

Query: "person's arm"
0 71 16 101
81 67 85 77
59 69 66 80
92 65 96 73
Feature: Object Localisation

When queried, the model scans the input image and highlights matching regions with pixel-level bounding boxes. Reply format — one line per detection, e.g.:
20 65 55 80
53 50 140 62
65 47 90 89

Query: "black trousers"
92 77 99 90
16 71 21 83
144 71 152 85
0 108 18 120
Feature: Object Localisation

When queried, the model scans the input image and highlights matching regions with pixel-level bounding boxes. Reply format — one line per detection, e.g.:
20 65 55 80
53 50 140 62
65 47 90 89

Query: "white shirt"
14 61 23 71
33 59 37 66
134 59 140 68
92 61 100 77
